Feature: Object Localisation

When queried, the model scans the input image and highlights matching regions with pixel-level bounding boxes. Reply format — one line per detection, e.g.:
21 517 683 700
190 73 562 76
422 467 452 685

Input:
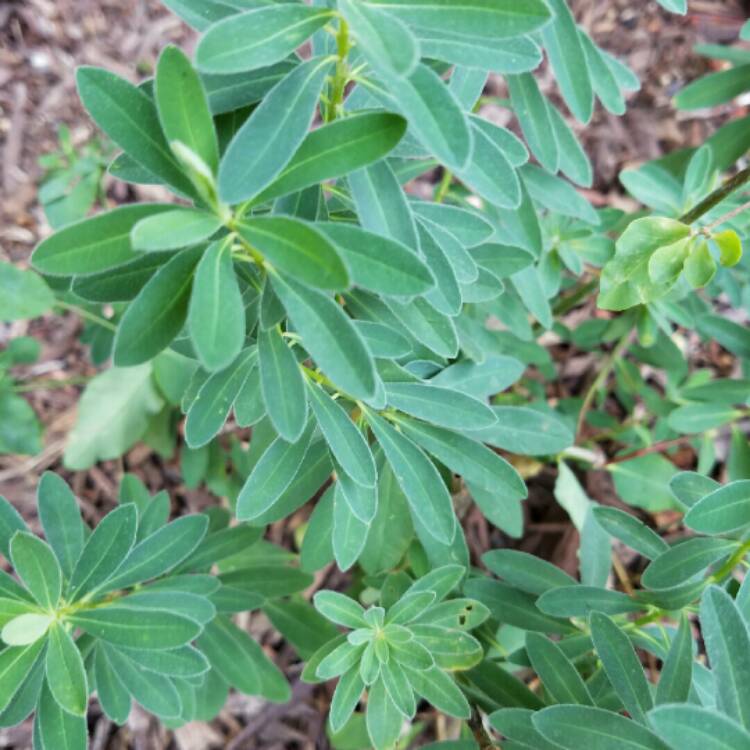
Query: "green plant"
4 0 750 747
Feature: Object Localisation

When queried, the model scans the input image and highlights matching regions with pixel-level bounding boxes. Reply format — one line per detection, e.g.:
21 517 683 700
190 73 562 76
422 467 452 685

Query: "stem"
55 301 117 332
710 539 750 584
703 197 750 232
575 331 632 441
326 18 350 123
14 376 91 393
434 169 453 204
679 165 750 225
469 708 497 750
552 277 599 316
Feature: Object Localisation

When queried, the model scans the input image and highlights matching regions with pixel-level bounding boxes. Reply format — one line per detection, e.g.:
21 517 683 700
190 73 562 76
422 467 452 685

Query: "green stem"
55 301 117 332
575 331 632 441
552 278 599 316
710 539 750 584
326 18 350 123
679 165 750 225
14 376 91 393
434 169 454 204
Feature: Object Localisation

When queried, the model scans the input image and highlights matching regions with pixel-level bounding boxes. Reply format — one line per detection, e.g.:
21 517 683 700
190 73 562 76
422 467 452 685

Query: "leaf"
381 63 472 170
113 246 202 366
131 208 221 252
68 505 137 600
2 613 52 646
218 57 332 203
654 615 693 705
387 591 435 625
525 632 593 705
676 64 750 110
313 590 367 629
118 644 209 678
410 202 493 247
35 681 88 750
590 611 652 724
537 585 642 618
330 665 365 733
364 410 455 545
405 665 470 719
714 229 743 267
317 222 434 296
196 5 334 74
37 472 85 579
641 537 738 590
366 678 403 750
700 585 750 728
46 624 88 716
507 74 558 173
490 708 563 750
395 416 526 500
0 263 54 321
521 164 600 225
339 0 419 77
533 705 670 750
483 550 576 596
188 239 246 371
592 506 668 560
238 216 348 291
94 646 131 724
609 454 679 512
0 640 45 714
332 484 370 571
547 100 593 186
32 203 172 276
541 0 593 123
236 420 315 521
155 45 219 175
465 406 573 456
649 705 750 750
197 616 289 701
185 349 256 447
10 533 61 611
253 112 407 204
381 658 415 718
69 606 201 649
307 382 377 488
76 67 194 196
685 480 750 534
270 273 377 399
369 0 552 39
101 515 209 592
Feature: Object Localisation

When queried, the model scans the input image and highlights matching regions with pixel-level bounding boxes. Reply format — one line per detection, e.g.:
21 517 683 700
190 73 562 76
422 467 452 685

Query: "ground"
0 0 748 747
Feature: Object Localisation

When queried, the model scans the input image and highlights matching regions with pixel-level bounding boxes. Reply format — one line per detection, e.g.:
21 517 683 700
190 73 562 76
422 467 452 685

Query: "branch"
679 165 750 225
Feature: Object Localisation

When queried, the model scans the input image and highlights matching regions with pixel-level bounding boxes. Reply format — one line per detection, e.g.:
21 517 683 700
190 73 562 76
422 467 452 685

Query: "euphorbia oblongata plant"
3 0 750 747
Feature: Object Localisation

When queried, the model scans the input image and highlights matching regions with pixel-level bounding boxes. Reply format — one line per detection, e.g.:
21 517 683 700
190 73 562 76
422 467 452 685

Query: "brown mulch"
1 0 749 747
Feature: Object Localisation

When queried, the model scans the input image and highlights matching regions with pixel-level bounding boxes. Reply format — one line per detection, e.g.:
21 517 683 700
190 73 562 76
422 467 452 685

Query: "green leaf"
76 67 194 196
381 658 415 718
525 632 593 705
332 485 370 571
609 454 679 512
2 613 52 646
591 506 668 560
94 646 131 724
307 382 377 488
0 640 45 714
32 203 172 276
238 216 348 291
317 222 434 296
369 0 552 39
100 515 209 592
547 100 593 186
490 708 563 750
364 410 455 545
410 624 482 670
63 364 164 470
218 57 332 203
405 664 470 719
395 416 526 500
0 655 44 728
271 273 377 399
155 45 219 175
258 326 307 442
466 406 573 456
10 533 61 611
385 382 496 430
68 505 137 600
113 246 202 366
533 705 670 750
37 473 85 579
654 615 693 705
521 164 599 225
683 239 717 288
700 585 750 728
410 202 492 247
339 0 419 77
0 263 54 321
69 605 201 649
714 229 743 267
330 665 365 733
185 348 256 447
72 251 171 303
685 480 750 534
313 590 367 629
252 112 407 204
196 5 334 74
366 678 403 750
676 64 750 110
507 74 558 173
649 705 750 750
197 616 290 701
46 624 88 716
188 239 246 371
590 611 652 724
537 585 642 618
641 538 738 590
117 644 209 678
381 63 472 170
483 549 576 596
541 0 593 123
131 208 222 252
236 420 315 521
0 497 27 562
36 681 88 750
